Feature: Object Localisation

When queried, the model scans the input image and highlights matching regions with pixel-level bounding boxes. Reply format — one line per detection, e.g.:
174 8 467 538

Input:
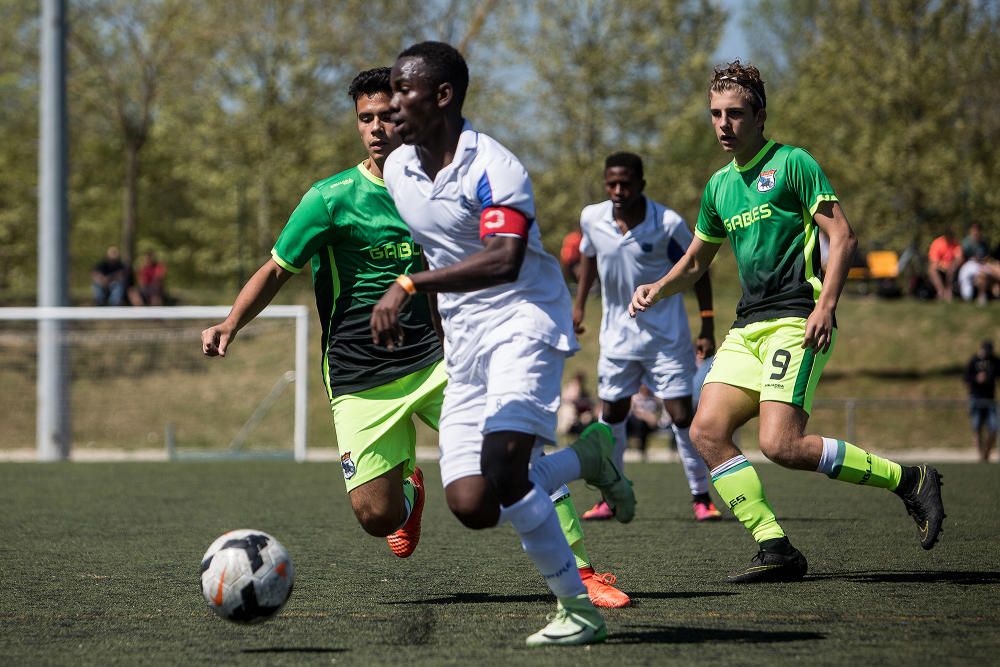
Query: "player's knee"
665 399 694 429
447 497 499 530
689 419 720 451
672 412 694 429
480 446 529 501
350 496 402 537
758 434 798 467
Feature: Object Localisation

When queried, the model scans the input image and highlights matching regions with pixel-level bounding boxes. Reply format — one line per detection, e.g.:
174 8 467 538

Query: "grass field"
3 460 998 665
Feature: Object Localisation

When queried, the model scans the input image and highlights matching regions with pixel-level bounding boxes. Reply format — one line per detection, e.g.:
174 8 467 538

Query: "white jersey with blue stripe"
384 121 577 364
580 198 693 360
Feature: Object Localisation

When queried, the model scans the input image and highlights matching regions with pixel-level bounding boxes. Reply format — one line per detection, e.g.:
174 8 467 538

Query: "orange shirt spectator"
928 235 962 268
560 229 582 283
927 231 963 301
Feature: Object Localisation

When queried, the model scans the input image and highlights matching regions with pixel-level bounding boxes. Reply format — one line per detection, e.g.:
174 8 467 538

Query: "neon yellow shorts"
330 360 446 491
703 317 836 414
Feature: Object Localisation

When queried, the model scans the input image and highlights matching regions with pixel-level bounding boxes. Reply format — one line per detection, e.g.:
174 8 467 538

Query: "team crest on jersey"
757 169 777 192
341 452 357 480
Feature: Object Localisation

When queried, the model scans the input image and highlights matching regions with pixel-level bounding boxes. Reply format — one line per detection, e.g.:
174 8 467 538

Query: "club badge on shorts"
341 452 357 480
757 169 777 192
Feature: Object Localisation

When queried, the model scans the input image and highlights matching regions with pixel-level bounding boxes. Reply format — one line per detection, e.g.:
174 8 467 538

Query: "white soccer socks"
503 486 587 599
673 425 711 496
528 448 581 496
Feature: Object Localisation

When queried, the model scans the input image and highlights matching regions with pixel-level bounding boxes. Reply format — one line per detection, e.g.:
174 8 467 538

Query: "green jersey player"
629 60 945 582
201 68 629 606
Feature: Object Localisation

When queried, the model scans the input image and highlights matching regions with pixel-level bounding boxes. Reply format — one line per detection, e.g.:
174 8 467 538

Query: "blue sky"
714 1 750 62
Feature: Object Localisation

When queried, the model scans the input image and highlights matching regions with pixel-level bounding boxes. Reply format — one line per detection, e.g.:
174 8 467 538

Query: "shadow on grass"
611 623 824 645
388 592 551 605
809 570 1000 585
629 591 738 600
390 590 737 605
241 647 346 654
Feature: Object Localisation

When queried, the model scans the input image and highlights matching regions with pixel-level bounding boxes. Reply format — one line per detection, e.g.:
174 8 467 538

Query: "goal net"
0 306 311 461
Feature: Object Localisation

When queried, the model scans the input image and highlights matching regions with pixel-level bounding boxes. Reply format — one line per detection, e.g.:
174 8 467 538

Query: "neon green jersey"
272 162 442 399
695 140 838 327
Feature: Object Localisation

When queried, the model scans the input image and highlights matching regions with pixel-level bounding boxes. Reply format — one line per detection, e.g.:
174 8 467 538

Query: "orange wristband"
395 274 417 295
700 310 715 318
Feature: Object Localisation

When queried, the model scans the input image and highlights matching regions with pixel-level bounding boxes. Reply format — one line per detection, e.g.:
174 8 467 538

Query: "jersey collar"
733 139 776 173
603 197 652 236
401 119 478 190
357 160 385 188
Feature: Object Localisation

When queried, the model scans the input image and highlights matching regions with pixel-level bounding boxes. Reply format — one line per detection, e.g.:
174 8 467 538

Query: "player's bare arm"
804 200 857 353
572 254 598 334
692 269 716 359
629 238 720 317
370 234 527 350
201 259 293 357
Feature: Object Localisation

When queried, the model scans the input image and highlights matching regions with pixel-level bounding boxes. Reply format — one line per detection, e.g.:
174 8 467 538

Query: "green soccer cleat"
896 464 945 550
526 594 608 647
570 423 636 523
727 538 808 584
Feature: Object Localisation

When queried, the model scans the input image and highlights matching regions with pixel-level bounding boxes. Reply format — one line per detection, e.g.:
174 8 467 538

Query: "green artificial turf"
2 461 998 665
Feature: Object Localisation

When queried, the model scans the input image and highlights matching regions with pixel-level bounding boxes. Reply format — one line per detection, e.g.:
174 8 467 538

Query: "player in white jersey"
369 41 636 647
574 152 723 522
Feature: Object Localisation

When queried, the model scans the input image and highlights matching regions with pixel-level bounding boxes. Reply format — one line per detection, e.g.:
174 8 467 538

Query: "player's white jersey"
384 121 577 366
580 198 693 360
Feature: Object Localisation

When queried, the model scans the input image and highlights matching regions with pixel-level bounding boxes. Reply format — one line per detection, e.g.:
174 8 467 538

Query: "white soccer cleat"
525 594 608 647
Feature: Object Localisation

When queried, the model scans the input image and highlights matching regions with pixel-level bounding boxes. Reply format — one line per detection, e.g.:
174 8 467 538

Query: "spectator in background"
958 248 1000 305
137 250 167 305
560 228 583 284
927 230 963 301
960 223 990 260
557 371 596 437
91 245 128 306
626 385 662 461
965 340 999 462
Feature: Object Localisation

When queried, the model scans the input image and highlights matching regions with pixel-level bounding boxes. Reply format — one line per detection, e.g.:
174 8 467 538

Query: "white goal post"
0 306 310 462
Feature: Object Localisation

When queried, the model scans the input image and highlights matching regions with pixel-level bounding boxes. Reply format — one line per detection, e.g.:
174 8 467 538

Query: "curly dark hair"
398 41 469 110
605 152 644 180
710 60 766 112
348 67 392 103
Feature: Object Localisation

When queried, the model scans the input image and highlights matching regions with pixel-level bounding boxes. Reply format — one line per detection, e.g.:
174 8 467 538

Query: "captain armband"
479 206 531 241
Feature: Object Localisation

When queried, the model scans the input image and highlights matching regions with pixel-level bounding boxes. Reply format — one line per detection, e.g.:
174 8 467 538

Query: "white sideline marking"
0 447 986 463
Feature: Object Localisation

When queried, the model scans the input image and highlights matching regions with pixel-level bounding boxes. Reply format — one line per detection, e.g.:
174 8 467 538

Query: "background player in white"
370 41 634 646
574 152 722 522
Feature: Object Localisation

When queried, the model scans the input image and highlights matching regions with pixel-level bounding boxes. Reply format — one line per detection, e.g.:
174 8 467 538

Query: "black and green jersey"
272 162 442 399
695 140 838 327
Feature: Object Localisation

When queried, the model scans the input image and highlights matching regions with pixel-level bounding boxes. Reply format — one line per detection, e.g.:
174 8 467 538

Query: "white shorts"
438 335 567 487
598 349 696 402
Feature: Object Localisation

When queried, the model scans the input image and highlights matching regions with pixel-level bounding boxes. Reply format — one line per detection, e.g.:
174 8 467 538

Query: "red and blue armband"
479 206 531 241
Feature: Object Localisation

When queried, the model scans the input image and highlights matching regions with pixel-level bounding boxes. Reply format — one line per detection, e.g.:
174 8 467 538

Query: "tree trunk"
122 138 140 267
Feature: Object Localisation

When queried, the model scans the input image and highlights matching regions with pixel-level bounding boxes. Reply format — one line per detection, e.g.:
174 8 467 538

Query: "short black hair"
348 67 392 103
605 152 644 180
398 41 469 110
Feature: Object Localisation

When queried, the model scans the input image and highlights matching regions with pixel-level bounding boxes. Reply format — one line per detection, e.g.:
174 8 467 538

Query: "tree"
503 0 726 246
0 3 40 294
746 0 1000 249
69 0 196 267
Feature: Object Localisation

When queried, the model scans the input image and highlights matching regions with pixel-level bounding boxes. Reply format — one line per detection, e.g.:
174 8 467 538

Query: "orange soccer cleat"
387 467 425 558
580 566 631 608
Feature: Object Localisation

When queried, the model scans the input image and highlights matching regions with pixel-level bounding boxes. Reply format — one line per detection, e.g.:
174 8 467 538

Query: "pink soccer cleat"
581 500 614 521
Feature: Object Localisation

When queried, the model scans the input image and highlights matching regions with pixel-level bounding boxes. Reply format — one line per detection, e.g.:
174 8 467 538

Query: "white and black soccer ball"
199 529 294 624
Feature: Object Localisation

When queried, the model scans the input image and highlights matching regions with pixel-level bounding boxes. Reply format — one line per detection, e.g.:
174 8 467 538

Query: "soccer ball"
199 529 294 623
